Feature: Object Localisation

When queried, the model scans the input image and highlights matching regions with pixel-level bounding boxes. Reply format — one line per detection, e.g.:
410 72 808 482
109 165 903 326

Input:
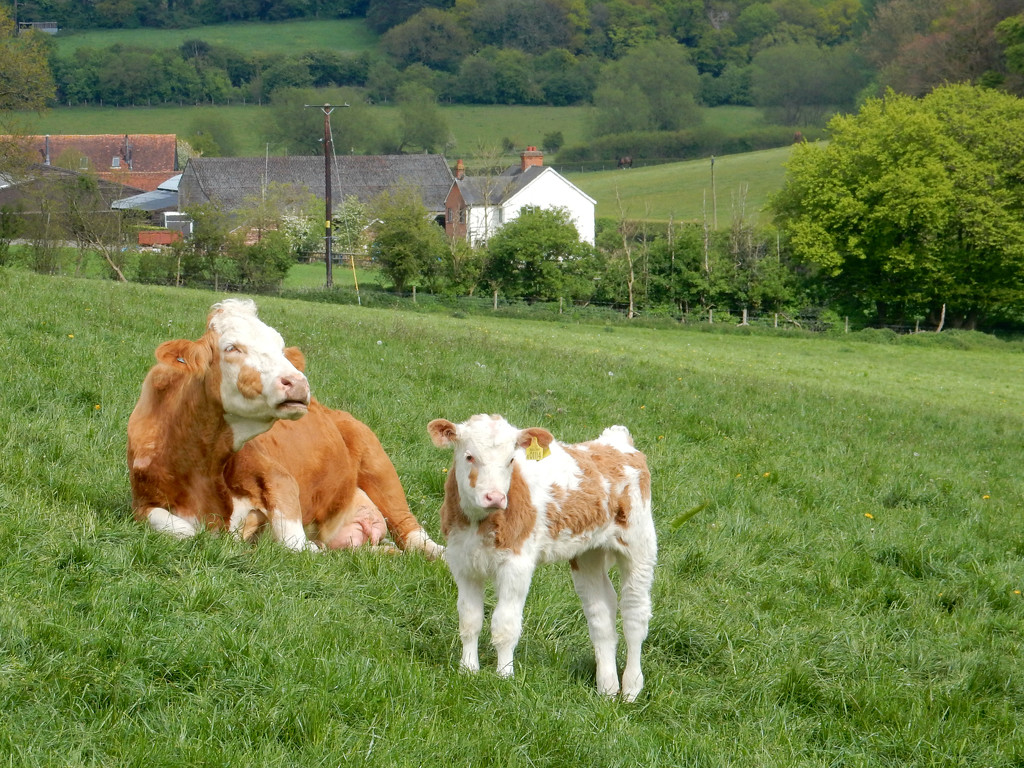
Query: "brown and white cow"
127 298 442 557
428 414 657 701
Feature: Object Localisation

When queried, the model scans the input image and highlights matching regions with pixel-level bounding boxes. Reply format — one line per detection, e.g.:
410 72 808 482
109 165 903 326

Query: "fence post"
845 316 849 333
412 285 416 304
774 313 778 328
493 289 498 311
709 309 713 324
559 297 563 315
740 308 748 326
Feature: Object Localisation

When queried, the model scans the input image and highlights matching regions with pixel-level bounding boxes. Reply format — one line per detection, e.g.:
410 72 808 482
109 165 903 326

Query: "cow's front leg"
453 573 485 673
145 507 201 538
262 477 319 552
491 560 534 678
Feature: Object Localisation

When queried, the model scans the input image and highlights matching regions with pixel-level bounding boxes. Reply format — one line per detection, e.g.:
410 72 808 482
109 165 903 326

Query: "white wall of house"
463 167 596 247
465 204 501 248
503 168 596 245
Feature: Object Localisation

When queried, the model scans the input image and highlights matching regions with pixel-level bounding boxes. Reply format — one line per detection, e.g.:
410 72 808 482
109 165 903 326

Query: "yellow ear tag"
526 436 550 461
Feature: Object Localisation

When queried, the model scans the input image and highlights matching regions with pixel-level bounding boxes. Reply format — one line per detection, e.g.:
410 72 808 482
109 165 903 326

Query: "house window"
111 157 120 168
498 208 505 224
79 158 89 170
459 208 466 224
447 207 453 222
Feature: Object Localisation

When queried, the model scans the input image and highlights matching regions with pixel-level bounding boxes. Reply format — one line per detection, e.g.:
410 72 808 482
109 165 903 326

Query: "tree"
771 85 1024 328
995 11 1024 93
751 42 867 125
590 39 700 136
369 186 448 293
187 113 239 156
262 87 323 154
467 0 583 54
483 206 597 301
0 9 55 111
381 8 471 72
864 0 1021 97
394 83 451 153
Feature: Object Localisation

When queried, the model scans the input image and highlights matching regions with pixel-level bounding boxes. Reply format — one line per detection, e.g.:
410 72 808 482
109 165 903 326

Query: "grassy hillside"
2 267 1023 765
51 18 378 55
566 145 794 226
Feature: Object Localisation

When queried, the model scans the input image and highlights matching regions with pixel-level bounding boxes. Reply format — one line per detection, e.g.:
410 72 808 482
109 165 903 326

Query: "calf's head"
428 414 553 514
157 299 310 448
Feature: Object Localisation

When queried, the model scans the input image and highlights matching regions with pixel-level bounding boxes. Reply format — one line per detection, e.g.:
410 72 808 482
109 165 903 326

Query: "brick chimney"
455 158 465 180
520 146 543 172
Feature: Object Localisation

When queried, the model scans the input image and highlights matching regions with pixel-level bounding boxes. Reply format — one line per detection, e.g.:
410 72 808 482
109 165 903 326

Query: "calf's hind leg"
617 549 655 702
570 549 620 697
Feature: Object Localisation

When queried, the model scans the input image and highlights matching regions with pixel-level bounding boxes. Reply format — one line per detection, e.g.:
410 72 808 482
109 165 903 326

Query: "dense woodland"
9 0 1024 124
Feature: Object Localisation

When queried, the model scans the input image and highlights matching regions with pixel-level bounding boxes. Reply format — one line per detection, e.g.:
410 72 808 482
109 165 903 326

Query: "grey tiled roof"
455 165 545 206
179 155 454 213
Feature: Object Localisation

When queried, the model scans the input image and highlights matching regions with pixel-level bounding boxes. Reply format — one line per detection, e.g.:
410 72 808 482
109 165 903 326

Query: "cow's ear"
155 339 211 372
428 419 458 448
517 427 554 450
284 346 306 372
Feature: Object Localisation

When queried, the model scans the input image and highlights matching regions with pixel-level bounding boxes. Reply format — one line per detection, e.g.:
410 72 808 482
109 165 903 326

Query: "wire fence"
273 285 944 335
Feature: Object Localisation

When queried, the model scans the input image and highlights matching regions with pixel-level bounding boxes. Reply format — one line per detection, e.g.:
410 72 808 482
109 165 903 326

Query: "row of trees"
24 0 1024 112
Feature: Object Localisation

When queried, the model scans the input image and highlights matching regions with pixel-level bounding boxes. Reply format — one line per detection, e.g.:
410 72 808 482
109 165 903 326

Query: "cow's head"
428 414 553 514
156 299 310 449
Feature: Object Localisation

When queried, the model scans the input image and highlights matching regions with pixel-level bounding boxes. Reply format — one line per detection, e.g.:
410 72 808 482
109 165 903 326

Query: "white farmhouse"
444 147 596 247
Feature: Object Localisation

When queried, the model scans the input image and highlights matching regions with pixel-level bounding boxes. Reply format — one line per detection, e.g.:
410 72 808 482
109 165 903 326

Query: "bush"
555 126 823 165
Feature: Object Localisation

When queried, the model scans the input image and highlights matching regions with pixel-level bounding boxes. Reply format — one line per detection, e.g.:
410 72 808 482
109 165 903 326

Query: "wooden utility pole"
710 155 717 231
304 102 348 288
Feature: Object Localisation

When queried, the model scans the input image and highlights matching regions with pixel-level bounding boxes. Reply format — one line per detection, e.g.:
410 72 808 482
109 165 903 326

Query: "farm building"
177 155 455 222
10 134 180 192
445 148 596 246
0 163 142 214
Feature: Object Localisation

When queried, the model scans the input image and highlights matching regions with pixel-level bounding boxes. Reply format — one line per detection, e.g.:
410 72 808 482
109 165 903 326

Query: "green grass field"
2 266 1023 765
567 145 793 226
51 18 379 55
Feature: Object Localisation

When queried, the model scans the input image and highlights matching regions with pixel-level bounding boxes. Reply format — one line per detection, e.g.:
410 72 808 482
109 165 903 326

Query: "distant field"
51 18 378 55
567 146 795 227
17 104 762 162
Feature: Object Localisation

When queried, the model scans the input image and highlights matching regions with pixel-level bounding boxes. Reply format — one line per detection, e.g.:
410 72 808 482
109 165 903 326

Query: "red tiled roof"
15 134 178 192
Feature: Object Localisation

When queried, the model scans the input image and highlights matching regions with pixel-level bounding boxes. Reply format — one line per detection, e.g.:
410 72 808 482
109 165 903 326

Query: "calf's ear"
427 419 458 448
284 346 306 372
517 427 554 450
155 339 212 373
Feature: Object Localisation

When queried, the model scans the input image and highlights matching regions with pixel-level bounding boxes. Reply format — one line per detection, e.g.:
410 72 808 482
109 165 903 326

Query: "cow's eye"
465 454 475 464
224 344 239 354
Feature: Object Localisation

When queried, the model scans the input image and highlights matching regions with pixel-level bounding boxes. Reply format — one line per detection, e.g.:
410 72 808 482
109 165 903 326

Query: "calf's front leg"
453 573 485 673
491 560 535 678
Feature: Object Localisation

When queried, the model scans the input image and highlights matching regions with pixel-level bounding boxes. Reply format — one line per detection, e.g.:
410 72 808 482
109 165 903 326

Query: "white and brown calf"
428 414 657 702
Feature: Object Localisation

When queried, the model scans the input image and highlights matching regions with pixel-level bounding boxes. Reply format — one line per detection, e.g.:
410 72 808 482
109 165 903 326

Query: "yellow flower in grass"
864 513 874 520
983 494 990 500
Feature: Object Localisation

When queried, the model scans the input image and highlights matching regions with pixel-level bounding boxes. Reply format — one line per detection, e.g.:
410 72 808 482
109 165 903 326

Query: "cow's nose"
280 373 310 403
482 490 507 509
